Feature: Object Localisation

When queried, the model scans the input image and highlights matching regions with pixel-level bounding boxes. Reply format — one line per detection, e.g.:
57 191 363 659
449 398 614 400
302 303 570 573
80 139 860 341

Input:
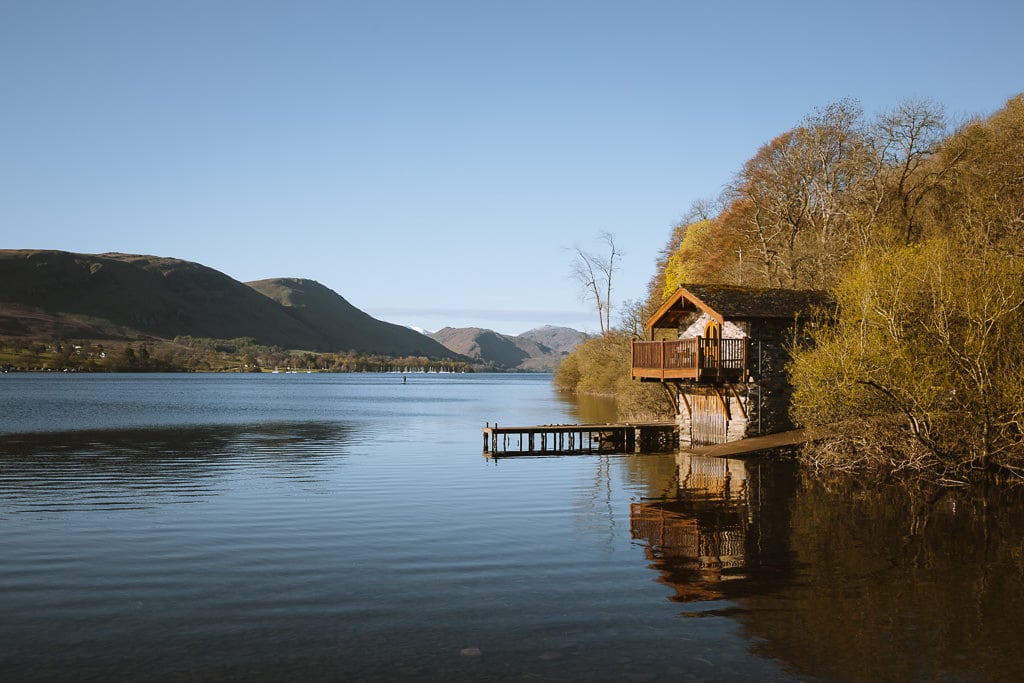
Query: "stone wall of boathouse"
675 319 802 447
747 318 804 436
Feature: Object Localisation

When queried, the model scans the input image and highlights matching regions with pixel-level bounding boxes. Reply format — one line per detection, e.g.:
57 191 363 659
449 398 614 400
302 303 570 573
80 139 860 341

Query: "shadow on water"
628 451 1024 681
0 422 353 512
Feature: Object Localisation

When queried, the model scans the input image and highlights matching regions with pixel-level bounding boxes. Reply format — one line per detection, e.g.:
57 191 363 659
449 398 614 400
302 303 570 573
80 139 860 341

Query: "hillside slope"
247 278 455 358
0 250 460 358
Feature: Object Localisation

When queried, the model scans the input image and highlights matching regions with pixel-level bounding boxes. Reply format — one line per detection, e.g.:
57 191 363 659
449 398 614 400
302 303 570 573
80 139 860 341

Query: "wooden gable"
646 285 833 334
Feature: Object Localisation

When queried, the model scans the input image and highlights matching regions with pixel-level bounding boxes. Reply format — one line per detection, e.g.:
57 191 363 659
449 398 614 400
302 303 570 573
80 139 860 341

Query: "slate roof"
647 284 835 330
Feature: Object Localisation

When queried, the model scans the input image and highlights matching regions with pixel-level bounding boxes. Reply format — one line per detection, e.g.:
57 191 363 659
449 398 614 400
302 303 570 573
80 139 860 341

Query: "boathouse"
631 285 832 446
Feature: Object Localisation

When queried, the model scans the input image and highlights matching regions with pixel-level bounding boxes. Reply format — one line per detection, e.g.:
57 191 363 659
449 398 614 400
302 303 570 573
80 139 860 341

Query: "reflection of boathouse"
631 285 832 446
630 453 794 603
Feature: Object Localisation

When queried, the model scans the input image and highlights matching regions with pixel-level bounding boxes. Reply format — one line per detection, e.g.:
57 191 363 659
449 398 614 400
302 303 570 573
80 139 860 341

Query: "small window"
703 320 720 339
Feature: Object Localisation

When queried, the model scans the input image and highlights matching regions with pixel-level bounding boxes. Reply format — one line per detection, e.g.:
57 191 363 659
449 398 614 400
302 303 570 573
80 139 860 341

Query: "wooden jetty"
483 422 678 457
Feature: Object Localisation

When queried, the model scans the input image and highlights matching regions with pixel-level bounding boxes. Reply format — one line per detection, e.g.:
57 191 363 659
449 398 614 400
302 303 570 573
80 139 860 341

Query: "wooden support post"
713 386 729 417
629 340 634 380
742 338 749 381
660 341 666 381
696 335 703 380
661 383 678 415
729 384 747 419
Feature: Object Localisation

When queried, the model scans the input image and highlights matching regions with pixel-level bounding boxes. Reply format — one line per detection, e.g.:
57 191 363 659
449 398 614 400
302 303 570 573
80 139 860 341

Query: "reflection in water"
630 452 1024 681
554 390 618 424
4 375 810 682
9 371 1024 681
0 422 352 513
630 454 797 608
742 474 1024 682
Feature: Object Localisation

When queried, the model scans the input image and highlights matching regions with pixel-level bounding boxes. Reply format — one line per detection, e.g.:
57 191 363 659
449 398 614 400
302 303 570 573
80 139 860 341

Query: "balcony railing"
631 337 747 383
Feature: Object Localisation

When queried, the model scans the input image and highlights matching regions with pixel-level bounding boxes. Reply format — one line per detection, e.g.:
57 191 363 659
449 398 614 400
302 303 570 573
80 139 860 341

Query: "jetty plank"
483 422 678 457
483 424 807 459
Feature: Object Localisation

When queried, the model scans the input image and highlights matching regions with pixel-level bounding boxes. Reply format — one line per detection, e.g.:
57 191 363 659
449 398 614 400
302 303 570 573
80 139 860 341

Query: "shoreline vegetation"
558 93 1024 486
0 336 474 374
553 330 674 422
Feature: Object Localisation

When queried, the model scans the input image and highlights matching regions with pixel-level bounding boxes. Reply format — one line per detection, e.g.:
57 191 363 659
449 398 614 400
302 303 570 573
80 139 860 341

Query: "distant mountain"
0 250 462 359
517 325 592 357
429 325 590 371
430 327 530 369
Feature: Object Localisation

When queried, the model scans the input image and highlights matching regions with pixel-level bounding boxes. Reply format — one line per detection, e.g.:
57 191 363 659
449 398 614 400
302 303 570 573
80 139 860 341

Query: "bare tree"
871 98 956 246
731 99 869 289
571 232 619 336
618 297 652 339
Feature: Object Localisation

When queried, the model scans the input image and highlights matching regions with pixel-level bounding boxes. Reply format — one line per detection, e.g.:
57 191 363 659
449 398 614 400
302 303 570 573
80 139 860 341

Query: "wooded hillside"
0 250 462 362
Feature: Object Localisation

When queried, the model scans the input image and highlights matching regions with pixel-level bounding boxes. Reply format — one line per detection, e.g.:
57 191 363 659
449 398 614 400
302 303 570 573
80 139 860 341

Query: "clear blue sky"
2 1 1021 335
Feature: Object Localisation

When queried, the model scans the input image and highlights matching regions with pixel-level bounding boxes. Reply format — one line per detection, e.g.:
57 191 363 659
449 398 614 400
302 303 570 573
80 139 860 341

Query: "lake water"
3 373 1024 681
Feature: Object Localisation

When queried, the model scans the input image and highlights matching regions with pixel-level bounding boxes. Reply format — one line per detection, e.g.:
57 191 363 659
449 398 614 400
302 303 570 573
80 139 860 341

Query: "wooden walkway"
682 428 807 457
483 422 678 457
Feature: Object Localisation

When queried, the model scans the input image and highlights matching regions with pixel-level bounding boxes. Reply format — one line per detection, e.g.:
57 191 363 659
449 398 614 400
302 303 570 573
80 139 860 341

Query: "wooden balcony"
631 338 748 383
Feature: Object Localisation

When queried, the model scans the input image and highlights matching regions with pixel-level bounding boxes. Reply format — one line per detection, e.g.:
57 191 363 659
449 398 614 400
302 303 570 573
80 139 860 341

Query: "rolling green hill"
0 250 461 359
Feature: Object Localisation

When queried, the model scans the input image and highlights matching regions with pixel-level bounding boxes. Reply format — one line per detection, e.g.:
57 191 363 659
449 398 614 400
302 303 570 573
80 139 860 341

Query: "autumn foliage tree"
933 94 1024 252
636 93 1024 479
788 95 1024 480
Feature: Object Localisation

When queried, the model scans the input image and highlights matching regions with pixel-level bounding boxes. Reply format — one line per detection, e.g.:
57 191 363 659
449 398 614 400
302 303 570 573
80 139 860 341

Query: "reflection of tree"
553 390 618 425
630 454 798 606
630 455 1024 679
738 473 1024 682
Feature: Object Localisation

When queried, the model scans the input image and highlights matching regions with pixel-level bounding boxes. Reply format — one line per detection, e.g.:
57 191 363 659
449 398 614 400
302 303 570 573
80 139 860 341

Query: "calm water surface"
2 373 1024 681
